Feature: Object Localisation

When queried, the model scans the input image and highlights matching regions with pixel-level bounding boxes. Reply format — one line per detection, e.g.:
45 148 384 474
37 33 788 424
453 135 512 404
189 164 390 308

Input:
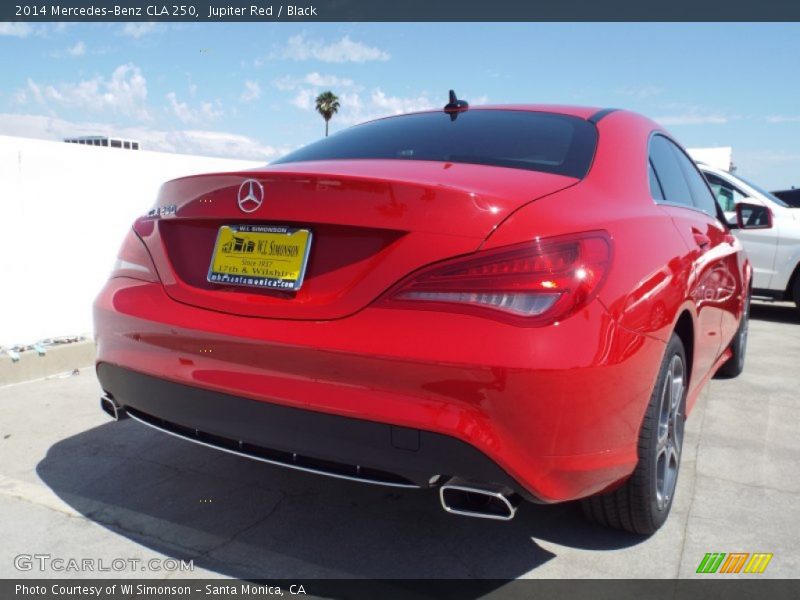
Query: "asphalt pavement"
0 301 798 580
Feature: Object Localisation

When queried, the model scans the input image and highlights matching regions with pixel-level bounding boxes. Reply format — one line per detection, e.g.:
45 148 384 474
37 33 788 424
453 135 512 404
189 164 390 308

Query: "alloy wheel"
655 353 685 510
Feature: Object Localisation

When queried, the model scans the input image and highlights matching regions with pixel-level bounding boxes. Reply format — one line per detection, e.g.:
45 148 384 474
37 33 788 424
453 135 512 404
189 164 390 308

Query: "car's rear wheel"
581 333 687 535
717 290 750 378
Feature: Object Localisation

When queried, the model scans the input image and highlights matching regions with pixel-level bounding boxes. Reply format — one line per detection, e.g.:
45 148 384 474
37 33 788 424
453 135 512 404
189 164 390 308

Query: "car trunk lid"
136 160 578 320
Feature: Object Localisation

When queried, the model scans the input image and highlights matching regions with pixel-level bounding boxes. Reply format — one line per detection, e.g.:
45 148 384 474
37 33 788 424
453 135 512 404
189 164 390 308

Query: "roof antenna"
444 89 469 121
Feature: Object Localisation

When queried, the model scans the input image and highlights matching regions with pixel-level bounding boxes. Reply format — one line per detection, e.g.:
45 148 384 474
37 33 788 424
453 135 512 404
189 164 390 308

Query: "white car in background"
698 163 800 313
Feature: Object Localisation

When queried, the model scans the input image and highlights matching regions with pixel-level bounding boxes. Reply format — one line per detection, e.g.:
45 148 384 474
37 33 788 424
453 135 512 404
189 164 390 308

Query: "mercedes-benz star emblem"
237 179 264 213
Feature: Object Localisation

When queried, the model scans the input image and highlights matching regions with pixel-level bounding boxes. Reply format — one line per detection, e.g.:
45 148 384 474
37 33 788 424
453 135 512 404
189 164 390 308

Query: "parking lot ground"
0 301 798 581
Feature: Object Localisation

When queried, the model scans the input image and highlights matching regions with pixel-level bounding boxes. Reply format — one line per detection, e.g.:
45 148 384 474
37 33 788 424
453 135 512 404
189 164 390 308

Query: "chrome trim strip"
126 410 420 489
439 483 518 521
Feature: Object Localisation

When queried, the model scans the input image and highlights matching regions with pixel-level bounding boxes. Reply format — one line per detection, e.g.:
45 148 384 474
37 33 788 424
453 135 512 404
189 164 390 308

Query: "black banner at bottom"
3 579 800 600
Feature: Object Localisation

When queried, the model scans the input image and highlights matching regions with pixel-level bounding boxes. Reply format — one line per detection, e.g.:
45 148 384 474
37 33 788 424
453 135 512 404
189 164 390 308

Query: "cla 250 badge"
146 204 177 218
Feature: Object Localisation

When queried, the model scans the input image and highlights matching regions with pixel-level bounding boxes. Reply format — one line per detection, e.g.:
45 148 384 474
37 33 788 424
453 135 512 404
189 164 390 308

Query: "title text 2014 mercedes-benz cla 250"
94 100 751 534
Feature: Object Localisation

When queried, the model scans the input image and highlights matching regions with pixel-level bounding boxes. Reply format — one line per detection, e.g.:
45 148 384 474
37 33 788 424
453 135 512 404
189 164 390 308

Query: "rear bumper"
94 277 666 502
97 363 531 497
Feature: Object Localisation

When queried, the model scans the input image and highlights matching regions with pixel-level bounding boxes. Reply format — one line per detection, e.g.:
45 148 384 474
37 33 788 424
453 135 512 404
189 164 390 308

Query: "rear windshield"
273 110 598 179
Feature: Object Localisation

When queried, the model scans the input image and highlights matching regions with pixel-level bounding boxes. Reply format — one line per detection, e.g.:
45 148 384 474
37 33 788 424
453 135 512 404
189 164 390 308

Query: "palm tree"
315 91 340 137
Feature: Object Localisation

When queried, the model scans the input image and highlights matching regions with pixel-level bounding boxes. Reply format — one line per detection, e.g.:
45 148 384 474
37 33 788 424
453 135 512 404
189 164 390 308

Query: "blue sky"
1 22 798 188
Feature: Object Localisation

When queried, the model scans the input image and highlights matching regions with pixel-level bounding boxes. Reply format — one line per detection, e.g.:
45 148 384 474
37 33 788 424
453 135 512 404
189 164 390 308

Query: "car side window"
648 135 693 208
704 172 748 213
669 145 720 218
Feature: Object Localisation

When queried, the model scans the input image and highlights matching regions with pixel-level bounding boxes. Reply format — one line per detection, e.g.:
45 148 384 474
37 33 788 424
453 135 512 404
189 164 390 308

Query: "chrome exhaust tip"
439 480 521 521
100 394 128 421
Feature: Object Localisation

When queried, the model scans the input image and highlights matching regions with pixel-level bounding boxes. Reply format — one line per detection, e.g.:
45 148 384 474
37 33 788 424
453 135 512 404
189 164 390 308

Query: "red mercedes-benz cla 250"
94 100 751 534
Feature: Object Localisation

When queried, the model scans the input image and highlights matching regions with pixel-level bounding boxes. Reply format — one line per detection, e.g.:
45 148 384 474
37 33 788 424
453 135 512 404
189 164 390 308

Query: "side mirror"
736 203 773 229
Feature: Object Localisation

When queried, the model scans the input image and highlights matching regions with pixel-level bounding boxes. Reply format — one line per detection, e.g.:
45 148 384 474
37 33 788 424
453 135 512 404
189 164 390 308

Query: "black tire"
581 333 687 535
793 275 800 315
717 290 750 378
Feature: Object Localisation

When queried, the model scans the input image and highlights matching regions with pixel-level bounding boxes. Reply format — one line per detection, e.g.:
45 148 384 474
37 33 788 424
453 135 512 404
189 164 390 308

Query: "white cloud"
121 23 161 39
765 115 800 124
369 89 435 115
281 34 390 63
0 112 290 161
274 77 293 92
0 23 34 37
240 80 261 103
290 89 316 110
615 85 663 100
741 151 800 164
163 129 290 160
652 102 736 127
15 64 150 121
275 72 356 91
303 72 355 88
14 79 43 105
200 102 223 120
654 113 729 126
66 41 86 57
165 92 193 123
332 88 438 125
0 23 68 38
166 92 223 123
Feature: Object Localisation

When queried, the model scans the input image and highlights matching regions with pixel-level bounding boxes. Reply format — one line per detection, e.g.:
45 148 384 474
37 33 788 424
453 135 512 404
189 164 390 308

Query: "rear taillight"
110 228 159 282
379 231 612 325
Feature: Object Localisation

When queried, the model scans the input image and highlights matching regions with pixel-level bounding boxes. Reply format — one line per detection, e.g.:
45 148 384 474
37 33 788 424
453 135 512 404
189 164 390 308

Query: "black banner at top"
4 0 800 22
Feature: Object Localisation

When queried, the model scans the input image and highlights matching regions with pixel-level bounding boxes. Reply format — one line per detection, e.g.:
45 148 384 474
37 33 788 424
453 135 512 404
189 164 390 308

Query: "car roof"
469 104 605 119
362 104 612 124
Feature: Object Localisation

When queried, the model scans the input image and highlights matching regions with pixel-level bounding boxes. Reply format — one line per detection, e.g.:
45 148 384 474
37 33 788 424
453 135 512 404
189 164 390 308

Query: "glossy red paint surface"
144 161 578 320
94 106 749 502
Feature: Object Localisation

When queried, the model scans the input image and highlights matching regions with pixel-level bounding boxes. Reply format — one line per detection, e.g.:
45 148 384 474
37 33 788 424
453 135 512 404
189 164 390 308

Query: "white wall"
0 135 263 346
687 147 733 172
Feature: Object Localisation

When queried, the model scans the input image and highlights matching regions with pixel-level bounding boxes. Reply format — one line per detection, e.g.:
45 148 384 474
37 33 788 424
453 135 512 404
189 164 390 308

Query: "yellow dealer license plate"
207 225 312 291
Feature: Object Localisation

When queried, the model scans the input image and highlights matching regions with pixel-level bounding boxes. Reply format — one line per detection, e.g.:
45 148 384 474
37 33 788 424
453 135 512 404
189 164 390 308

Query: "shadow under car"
36 416 647 583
